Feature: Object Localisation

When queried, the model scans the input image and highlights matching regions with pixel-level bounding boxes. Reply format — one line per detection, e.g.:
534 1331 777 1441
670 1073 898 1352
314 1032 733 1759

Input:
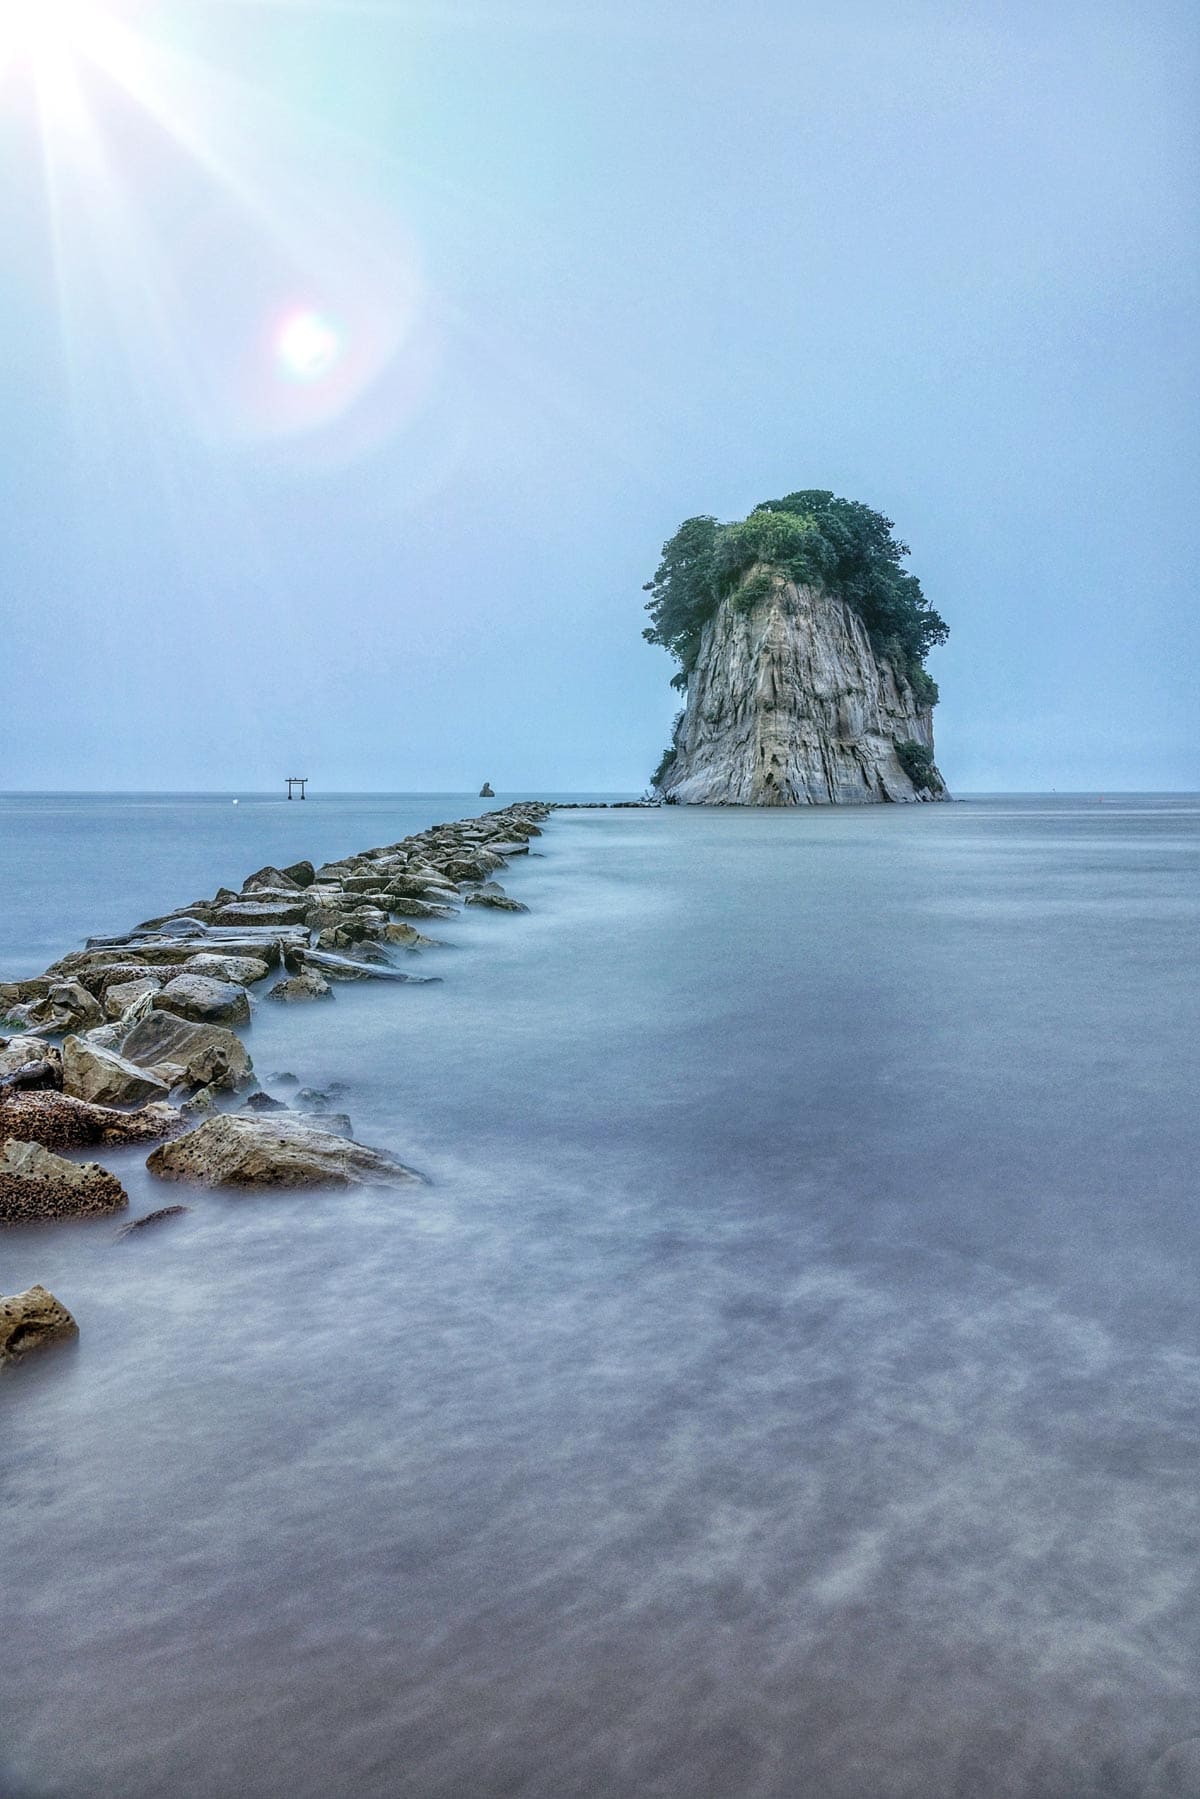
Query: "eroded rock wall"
659 574 942 805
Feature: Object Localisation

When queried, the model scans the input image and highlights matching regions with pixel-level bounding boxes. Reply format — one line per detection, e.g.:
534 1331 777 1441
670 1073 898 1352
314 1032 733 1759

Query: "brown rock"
0 1139 129 1224
0 1286 79 1363
0 1090 183 1153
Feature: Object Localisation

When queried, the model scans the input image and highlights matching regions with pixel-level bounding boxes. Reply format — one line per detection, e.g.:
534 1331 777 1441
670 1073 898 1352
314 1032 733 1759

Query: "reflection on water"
2 796 1199 1798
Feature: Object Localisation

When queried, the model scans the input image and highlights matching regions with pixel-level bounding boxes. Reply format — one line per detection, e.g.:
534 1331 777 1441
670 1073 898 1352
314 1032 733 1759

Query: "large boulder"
61 1035 171 1108
146 1114 425 1189
152 973 252 1027
120 1012 253 1091
0 1090 183 1152
0 1139 128 1223
0 1286 79 1364
282 859 316 888
184 953 271 987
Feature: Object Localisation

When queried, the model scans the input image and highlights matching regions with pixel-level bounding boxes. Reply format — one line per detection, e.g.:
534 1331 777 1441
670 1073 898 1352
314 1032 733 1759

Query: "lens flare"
276 307 342 382
5 0 440 455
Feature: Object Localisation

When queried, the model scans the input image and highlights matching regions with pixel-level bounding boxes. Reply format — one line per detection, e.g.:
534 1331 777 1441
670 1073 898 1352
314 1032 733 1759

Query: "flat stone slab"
147 1114 425 1189
214 901 312 927
290 948 441 985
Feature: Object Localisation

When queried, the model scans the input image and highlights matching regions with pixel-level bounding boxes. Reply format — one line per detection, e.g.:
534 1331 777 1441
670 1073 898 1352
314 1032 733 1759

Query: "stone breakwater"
0 801 553 1365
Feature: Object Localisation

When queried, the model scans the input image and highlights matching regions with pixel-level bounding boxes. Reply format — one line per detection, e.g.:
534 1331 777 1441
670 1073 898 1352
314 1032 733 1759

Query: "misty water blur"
2 795 1199 1799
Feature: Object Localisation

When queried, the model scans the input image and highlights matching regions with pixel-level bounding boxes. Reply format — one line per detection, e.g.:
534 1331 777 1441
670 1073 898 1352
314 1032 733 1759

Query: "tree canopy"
642 490 948 702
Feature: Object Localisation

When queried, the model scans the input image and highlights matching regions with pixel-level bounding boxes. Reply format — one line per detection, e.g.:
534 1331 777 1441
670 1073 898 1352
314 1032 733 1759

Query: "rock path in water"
0 801 553 1361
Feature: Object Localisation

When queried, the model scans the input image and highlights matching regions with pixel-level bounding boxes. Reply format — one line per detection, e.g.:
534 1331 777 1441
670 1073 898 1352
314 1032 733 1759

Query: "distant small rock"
116 1205 189 1238
241 1091 288 1113
266 970 332 1003
180 1084 220 1119
242 865 304 893
464 889 529 913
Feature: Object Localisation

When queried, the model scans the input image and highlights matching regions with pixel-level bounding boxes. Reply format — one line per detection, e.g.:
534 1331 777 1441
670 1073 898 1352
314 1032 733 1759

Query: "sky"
1 0 1196 793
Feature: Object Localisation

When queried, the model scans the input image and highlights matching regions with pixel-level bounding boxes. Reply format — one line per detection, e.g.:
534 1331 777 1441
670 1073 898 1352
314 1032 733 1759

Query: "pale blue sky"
2 0 1196 791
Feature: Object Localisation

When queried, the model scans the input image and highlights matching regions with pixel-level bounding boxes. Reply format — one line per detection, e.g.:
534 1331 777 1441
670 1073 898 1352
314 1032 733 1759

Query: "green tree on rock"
643 490 948 697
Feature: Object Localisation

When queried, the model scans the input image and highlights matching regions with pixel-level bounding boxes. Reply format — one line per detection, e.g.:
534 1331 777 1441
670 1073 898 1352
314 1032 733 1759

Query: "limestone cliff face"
659 572 943 806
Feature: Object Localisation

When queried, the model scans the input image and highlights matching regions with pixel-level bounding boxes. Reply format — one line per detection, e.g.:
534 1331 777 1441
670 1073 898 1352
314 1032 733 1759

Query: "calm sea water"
2 793 1198 1799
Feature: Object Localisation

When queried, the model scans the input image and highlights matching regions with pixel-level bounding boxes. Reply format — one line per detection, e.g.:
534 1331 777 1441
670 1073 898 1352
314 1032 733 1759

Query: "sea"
1 791 1198 1799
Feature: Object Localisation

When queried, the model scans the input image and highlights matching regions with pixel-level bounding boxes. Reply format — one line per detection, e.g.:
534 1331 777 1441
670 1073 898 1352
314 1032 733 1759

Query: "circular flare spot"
276 309 342 381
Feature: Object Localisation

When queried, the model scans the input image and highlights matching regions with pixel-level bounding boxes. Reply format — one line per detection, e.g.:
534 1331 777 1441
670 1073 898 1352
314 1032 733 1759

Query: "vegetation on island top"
641 490 949 708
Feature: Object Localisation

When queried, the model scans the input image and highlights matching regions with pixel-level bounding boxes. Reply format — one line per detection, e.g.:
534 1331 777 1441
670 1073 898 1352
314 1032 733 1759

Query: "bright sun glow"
4 0 429 447
276 308 343 381
1 0 94 63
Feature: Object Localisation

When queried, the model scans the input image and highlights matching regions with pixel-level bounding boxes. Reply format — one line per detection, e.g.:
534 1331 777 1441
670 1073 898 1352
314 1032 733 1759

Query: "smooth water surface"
2 795 1199 1799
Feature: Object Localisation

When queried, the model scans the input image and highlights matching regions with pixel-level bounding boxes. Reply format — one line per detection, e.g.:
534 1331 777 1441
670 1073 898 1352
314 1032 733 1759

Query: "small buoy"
232 799 239 806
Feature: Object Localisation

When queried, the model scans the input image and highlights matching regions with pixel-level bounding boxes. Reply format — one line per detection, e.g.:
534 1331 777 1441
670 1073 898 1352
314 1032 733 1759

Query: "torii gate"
285 777 307 800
